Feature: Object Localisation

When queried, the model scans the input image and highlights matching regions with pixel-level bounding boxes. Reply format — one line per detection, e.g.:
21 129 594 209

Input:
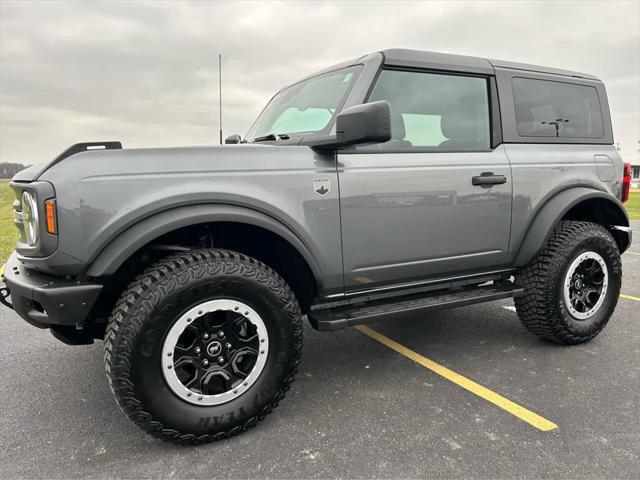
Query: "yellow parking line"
355 324 558 432
624 251 640 257
620 293 640 302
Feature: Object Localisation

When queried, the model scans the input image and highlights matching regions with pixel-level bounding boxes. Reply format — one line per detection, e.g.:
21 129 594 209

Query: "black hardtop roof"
287 48 600 92
380 48 599 80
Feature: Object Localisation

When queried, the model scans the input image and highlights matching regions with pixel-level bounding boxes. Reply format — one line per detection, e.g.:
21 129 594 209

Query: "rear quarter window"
512 77 604 139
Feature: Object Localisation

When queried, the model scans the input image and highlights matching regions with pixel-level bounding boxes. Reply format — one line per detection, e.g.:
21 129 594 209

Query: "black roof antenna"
219 53 223 145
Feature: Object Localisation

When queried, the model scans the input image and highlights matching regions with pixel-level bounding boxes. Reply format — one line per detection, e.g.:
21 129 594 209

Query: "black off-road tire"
514 221 621 345
103 249 303 444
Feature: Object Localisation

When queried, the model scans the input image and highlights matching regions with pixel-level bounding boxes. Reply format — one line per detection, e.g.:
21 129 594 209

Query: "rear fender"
514 187 630 266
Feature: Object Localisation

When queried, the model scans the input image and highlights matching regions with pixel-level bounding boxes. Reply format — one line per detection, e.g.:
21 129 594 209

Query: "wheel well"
89 222 318 332
562 197 629 251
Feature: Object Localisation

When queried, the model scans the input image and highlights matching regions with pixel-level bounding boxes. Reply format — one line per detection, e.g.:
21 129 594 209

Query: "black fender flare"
513 187 630 267
85 204 323 289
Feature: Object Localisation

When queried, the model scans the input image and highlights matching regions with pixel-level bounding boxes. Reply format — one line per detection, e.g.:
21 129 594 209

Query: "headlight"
21 191 39 247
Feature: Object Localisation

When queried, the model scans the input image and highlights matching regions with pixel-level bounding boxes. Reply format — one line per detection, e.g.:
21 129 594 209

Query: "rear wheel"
515 221 621 344
104 249 303 443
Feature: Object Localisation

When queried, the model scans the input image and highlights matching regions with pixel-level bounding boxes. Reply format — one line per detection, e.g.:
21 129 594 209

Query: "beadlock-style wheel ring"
563 251 609 320
162 299 269 406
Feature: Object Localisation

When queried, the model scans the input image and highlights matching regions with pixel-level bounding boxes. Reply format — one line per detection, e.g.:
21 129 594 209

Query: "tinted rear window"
512 77 604 139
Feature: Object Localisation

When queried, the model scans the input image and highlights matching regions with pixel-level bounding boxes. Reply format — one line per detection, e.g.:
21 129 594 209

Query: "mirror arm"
299 134 343 152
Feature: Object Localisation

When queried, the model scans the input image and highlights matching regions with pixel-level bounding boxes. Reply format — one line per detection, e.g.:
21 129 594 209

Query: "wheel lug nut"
217 331 225 339
225 342 232 349
194 347 201 354
203 333 210 340
202 359 209 367
218 356 225 364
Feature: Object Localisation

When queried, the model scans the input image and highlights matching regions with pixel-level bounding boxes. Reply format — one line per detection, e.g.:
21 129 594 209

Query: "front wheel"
104 249 303 444
515 221 622 344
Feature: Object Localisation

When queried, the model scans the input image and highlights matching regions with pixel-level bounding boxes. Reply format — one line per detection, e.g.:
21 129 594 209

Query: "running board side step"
309 284 523 331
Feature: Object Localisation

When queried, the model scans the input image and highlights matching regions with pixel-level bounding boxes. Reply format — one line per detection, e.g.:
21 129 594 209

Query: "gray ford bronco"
1 49 633 443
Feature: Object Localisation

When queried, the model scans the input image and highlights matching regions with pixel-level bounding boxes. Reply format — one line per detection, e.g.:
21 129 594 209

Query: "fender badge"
313 178 331 196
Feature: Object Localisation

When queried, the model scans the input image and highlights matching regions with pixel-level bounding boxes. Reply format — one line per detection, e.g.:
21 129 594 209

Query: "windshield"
245 66 361 142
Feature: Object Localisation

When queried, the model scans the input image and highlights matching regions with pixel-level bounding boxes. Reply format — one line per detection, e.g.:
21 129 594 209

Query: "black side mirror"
225 134 242 144
335 100 391 147
306 101 391 151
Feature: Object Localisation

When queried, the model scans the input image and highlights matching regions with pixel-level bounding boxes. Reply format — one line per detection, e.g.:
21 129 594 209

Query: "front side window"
512 77 604 138
362 70 491 151
246 66 361 141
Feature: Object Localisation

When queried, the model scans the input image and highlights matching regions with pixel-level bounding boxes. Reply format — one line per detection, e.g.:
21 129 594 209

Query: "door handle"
472 172 507 187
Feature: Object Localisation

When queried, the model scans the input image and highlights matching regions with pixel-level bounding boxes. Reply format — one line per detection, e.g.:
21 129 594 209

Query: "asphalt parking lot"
1 222 638 479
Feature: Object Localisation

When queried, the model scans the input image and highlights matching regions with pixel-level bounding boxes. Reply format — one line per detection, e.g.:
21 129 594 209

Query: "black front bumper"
1 252 102 330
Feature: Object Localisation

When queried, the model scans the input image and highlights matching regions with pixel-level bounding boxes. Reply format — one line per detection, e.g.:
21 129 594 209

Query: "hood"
13 141 124 182
12 164 44 182
18 142 312 183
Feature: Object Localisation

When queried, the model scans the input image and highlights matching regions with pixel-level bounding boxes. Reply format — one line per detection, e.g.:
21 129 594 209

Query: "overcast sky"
1 0 638 166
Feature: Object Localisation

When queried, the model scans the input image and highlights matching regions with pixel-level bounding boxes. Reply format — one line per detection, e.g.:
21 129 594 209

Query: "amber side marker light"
45 199 57 234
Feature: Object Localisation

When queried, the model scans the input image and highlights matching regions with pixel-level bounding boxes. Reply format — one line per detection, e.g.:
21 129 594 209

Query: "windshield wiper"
253 133 290 142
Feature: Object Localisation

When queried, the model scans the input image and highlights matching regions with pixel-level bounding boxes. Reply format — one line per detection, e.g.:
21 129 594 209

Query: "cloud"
1 0 638 165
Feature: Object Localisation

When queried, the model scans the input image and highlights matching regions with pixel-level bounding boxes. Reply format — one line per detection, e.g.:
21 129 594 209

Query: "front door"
338 69 512 292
